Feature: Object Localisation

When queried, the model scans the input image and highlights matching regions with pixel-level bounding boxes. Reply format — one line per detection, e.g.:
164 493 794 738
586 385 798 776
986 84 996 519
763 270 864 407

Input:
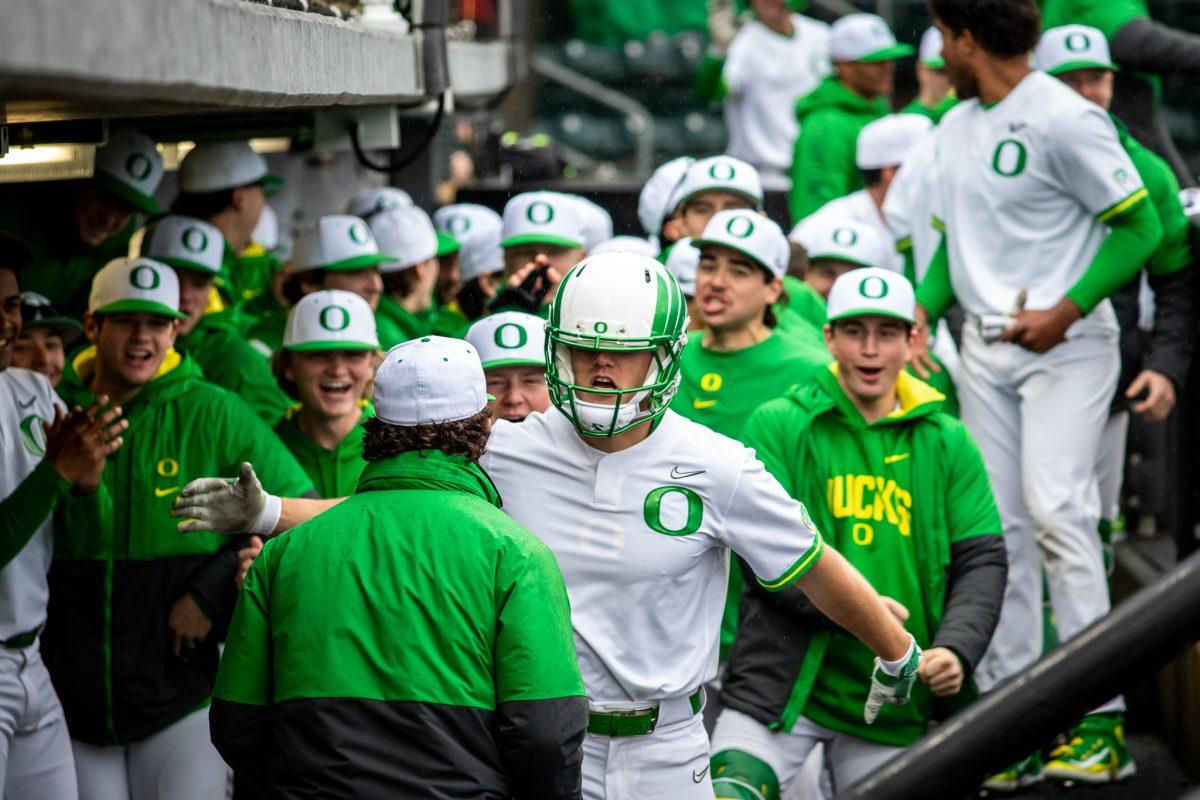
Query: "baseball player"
710 268 1005 799
466 311 550 422
0 237 125 800
13 292 81 387
913 0 1164 785
140 214 292 423
788 14 912 223
901 28 957 123
670 155 764 240
433 203 505 331
2 128 163 317
212 336 588 799
368 206 443 348
45 256 315 800
173 252 923 800
638 156 692 258
272 290 381 499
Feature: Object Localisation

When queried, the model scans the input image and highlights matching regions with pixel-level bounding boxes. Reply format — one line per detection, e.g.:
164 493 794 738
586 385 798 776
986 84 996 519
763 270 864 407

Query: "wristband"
878 635 917 677
250 494 281 536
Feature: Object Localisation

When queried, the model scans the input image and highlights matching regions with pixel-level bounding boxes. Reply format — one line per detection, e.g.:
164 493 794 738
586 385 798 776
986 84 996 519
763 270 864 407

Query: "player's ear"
83 312 101 344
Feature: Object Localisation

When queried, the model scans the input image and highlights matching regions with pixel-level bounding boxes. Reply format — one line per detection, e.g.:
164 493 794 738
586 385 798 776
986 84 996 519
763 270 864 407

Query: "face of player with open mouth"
287 349 375 421
825 315 913 405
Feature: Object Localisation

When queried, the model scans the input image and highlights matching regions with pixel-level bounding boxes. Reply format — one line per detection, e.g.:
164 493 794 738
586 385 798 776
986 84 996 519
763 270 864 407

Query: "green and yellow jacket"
212 450 588 799
46 348 313 745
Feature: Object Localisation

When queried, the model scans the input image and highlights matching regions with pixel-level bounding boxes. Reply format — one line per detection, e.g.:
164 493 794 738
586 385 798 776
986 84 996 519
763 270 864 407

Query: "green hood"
786 363 945 427
795 76 889 124
59 345 203 411
356 449 502 509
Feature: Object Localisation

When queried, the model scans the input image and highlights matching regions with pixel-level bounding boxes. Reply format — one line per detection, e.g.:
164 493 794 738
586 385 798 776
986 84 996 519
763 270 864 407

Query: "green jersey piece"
178 313 292 425
212 449 587 797
375 294 439 350
741 365 1000 745
782 275 828 328
1115 114 1190 276
788 77 889 223
900 95 959 124
273 405 371 499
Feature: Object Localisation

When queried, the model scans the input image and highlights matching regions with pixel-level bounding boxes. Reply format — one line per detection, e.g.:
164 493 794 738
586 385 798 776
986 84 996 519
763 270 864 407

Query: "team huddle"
0 0 1187 797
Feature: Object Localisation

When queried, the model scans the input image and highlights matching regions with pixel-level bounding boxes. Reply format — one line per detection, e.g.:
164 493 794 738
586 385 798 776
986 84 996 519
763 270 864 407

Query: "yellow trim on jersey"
1097 188 1149 223
895 237 913 253
930 216 946 233
757 533 825 592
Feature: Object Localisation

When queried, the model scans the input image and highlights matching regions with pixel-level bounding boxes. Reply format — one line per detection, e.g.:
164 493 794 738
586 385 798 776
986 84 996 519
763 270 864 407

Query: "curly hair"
929 0 1041 58
362 407 493 463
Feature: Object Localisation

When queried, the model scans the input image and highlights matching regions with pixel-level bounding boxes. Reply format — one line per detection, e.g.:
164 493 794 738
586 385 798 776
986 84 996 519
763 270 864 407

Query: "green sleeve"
942 422 1002 543
694 54 729 105
218 393 315 498
899 240 917 286
494 538 586 702
1066 194 1162 313
214 541 275 705
915 235 955 321
54 481 114 560
0 461 70 568
740 399 798 490
788 111 855 223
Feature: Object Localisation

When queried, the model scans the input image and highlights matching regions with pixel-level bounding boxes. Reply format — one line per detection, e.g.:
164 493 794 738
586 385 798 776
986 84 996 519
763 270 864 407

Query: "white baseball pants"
0 643 77 800
959 323 1123 714
1096 411 1130 526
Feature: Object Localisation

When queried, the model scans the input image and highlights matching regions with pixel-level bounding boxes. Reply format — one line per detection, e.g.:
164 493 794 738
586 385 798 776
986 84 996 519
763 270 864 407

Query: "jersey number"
643 486 704 536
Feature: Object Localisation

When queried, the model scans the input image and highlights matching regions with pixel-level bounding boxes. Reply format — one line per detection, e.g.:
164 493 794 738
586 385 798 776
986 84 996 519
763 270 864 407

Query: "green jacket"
242 299 289 356
46 348 314 745
900 95 958 124
375 294 438 350
179 313 292 425
1116 115 1190 277
273 404 371 499
723 367 1004 745
212 450 588 799
788 78 889 223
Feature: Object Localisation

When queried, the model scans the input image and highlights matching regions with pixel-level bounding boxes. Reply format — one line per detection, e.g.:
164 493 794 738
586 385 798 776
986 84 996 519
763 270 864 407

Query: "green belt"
1 626 41 649
587 687 705 737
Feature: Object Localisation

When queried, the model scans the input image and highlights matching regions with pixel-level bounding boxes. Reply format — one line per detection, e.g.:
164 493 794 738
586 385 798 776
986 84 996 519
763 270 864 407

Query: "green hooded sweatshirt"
178 313 292 425
375 294 439 350
273 402 373 499
787 77 889 223
47 346 314 745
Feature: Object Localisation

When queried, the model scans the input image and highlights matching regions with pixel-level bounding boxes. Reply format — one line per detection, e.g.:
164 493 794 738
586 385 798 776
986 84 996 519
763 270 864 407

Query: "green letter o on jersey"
643 486 704 536
991 139 1027 177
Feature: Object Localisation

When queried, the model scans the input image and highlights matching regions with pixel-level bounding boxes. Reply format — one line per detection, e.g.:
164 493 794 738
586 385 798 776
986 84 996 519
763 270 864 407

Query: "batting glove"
864 635 922 725
171 462 280 535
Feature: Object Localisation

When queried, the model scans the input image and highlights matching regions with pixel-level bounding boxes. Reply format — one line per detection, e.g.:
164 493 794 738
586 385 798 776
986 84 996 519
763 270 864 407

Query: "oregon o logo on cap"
182 227 209 253
130 265 161 290
859 275 889 299
991 139 1027 177
526 201 555 225
348 223 369 245
125 153 153 181
446 215 471 234
494 322 528 349
319 305 351 332
708 162 736 181
725 216 754 238
1065 32 1091 51
832 227 859 246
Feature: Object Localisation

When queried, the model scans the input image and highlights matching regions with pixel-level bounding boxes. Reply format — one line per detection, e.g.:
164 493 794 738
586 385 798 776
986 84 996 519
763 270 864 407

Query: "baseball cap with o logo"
93 128 164 216
368 207 439 274
434 203 503 243
826 266 916 324
466 311 547 369
283 289 380 351
693 209 788 279
829 13 914 63
1034 24 1118 76
374 337 493 426
140 215 224 275
179 141 282 195
89 257 187 319
804 217 892 271
291 215 393 274
501 192 585 249
669 155 764 211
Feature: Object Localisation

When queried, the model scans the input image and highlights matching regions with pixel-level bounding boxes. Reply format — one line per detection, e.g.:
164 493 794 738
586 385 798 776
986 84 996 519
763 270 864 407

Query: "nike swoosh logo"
155 486 180 498
671 467 706 479
18 396 35 409
693 399 717 409
884 453 909 464
693 765 710 783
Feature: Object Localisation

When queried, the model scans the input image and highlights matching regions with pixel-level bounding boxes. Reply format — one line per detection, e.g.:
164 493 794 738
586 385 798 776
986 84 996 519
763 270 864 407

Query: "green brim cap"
681 187 762 209
1046 59 1118 75
501 233 584 249
436 232 462 257
323 253 394 272
481 356 545 370
258 174 284 198
152 256 221 276
94 298 187 320
285 339 379 352
827 307 915 324
922 55 945 68
859 43 916 62
807 252 875 270
94 171 160 215
691 236 774 277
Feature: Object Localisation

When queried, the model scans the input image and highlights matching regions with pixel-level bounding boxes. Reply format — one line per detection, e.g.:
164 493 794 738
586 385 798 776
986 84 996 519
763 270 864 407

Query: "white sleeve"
1046 105 1145 219
882 171 914 242
722 35 751 95
718 449 825 592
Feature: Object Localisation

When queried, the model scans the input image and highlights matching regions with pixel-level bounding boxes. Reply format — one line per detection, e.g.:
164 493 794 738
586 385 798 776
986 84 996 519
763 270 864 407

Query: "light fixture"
0 144 96 183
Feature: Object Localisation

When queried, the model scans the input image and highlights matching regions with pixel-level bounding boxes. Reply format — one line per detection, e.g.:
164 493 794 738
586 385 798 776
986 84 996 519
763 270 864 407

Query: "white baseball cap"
805 218 892 270
693 209 788 279
856 114 933 170
590 236 660 258
89 257 187 319
501 191 585 249
458 225 504 283
374 336 492 426
826 267 916 324
179 141 282 194
664 238 700 297
433 203 503 242
669 155 763 210
567 195 613 251
283 289 380 351
93 128 164 215
1035 24 1117 75
140 215 224 275
639 156 693 236
368 207 439 273
830 13 914 62
349 186 414 219
291 215 393 274
466 311 546 369
919 27 945 68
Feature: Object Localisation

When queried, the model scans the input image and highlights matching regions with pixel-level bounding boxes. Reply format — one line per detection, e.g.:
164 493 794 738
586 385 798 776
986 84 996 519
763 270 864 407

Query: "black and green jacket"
45 347 314 745
212 450 589 800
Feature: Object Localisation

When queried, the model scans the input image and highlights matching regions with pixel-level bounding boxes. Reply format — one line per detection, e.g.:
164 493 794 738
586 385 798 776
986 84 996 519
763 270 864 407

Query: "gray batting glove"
171 462 276 535
864 636 922 725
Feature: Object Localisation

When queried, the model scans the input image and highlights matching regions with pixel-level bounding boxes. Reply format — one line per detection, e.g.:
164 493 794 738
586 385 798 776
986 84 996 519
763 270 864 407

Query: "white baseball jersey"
0 368 62 639
790 190 905 274
723 14 830 176
481 408 824 706
882 132 941 281
931 71 1144 327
